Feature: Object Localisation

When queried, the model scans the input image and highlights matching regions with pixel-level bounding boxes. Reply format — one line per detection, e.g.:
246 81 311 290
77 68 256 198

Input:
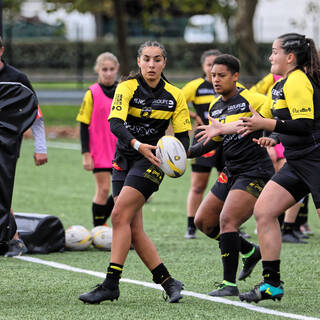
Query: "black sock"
295 195 309 226
282 222 294 234
105 195 114 221
103 263 123 288
219 232 240 284
151 263 171 284
92 202 107 226
188 217 196 229
262 260 281 286
239 236 253 255
208 225 220 240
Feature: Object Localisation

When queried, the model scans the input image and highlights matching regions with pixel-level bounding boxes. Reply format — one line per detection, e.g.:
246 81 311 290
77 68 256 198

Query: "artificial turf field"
1 138 319 320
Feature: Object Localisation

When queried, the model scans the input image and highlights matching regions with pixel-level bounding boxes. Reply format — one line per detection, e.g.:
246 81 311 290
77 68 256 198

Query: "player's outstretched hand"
238 105 265 136
252 137 277 147
196 116 223 145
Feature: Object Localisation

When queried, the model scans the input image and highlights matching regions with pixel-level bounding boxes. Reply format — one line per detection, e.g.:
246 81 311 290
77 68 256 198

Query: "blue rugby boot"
239 281 284 303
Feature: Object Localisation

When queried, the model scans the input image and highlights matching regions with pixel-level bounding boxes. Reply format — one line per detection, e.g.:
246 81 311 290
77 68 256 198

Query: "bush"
4 39 272 76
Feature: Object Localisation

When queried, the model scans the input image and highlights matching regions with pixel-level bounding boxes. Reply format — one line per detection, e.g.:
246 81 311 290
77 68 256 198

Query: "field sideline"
2 139 320 320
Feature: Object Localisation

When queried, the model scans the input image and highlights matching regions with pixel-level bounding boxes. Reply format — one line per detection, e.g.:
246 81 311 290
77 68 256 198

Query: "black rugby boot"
162 278 184 303
79 280 119 304
238 244 261 281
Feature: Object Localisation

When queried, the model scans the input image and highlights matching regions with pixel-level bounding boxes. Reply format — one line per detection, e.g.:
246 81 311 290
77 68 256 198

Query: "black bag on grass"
15 213 65 254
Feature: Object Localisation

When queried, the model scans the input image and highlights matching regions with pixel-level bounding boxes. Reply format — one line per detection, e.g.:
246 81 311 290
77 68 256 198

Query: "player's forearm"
31 117 47 154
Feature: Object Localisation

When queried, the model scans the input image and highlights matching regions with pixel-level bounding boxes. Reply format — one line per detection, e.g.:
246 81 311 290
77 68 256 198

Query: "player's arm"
77 90 94 170
174 131 189 152
187 139 220 158
196 116 242 145
31 115 48 166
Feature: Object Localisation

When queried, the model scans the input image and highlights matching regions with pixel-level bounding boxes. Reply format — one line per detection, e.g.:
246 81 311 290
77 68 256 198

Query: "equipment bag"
15 213 65 254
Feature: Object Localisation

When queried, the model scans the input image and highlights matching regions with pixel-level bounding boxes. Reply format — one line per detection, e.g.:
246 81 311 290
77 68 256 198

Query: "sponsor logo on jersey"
140 106 152 118
198 88 215 95
153 99 174 107
210 108 224 118
218 172 228 183
292 107 312 114
223 133 242 145
134 98 175 109
112 105 122 111
134 98 145 105
271 87 283 98
126 122 158 136
114 93 123 106
227 102 247 113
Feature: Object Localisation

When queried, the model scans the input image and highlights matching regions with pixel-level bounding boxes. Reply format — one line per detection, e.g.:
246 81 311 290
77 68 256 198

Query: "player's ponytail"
278 33 320 87
306 38 320 88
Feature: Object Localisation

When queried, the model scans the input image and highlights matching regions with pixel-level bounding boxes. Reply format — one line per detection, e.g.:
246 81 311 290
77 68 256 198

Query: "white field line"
46 141 81 150
16 256 319 320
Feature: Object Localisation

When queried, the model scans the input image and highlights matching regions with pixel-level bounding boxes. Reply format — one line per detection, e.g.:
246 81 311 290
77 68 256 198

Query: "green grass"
3 139 320 320
40 105 79 127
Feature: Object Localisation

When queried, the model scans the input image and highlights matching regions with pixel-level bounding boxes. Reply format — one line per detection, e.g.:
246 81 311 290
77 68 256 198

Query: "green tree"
44 0 259 75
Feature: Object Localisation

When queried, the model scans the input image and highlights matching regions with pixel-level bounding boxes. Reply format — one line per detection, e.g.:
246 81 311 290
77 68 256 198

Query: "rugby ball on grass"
156 135 187 178
91 226 113 251
65 225 92 250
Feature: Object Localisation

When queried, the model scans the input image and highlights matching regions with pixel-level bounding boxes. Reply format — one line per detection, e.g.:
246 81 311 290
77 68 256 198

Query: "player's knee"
191 184 206 195
194 215 203 231
110 207 123 227
97 186 110 200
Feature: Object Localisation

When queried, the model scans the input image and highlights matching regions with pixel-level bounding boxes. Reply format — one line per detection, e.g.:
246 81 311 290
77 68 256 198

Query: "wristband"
133 140 141 151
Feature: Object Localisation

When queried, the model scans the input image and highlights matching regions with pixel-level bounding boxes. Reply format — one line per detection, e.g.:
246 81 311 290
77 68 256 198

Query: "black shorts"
112 154 164 200
191 135 225 173
272 159 320 208
211 168 269 202
93 168 113 174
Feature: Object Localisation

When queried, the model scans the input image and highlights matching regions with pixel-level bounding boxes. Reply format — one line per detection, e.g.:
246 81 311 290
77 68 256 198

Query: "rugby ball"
65 225 92 250
156 135 187 178
91 226 113 251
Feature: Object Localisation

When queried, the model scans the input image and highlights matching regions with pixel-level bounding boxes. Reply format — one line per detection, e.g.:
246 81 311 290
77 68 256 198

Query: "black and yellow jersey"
108 75 191 156
249 73 281 96
209 88 273 176
182 77 218 125
260 69 320 159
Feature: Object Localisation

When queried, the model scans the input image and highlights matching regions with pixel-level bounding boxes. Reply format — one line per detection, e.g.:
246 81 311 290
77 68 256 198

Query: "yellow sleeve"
171 89 192 133
285 72 315 120
248 91 268 113
181 78 203 103
259 94 274 119
250 73 274 95
76 90 93 124
108 81 134 121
